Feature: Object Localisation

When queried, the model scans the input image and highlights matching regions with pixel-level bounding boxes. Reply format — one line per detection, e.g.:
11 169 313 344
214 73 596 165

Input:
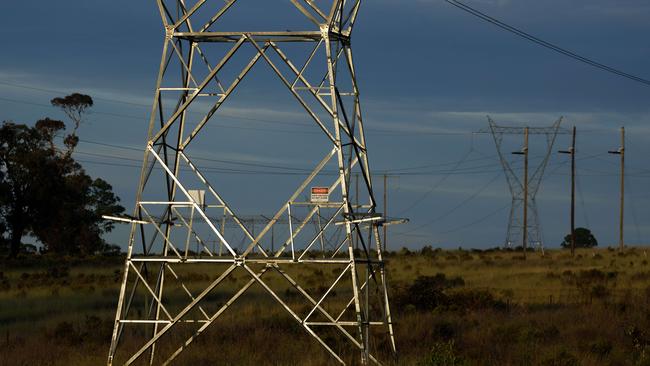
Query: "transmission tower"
481 116 565 250
107 1 395 365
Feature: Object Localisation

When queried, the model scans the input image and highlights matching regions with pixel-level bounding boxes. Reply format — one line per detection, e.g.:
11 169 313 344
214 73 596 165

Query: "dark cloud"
1 0 649 248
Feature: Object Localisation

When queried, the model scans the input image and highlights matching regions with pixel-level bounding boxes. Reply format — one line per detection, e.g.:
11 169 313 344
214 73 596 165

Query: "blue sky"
1 0 650 249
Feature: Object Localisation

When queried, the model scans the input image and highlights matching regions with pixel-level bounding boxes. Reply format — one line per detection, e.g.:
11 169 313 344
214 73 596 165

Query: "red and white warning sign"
310 187 330 203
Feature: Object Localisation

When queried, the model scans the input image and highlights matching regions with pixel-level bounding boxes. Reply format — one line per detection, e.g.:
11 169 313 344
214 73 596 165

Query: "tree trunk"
8 229 22 258
7 212 25 258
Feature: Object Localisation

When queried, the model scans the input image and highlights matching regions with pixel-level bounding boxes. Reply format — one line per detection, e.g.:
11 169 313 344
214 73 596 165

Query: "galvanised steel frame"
107 1 395 365
483 117 564 250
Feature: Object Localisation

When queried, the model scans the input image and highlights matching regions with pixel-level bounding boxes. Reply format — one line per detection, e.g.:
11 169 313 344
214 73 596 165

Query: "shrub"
445 289 507 312
418 340 466 366
631 272 650 281
398 278 447 311
47 265 69 279
82 316 113 343
0 276 9 292
541 349 579 366
518 323 560 342
398 247 413 256
394 274 465 311
432 320 457 341
459 252 473 261
421 245 437 257
589 339 613 359
590 284 610 299
52 321 82 346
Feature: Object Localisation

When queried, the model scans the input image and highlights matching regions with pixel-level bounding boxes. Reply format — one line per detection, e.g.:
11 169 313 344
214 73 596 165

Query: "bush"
589 339 613 359
418 341 466 366
590 284 610 299
47 265 69 279
445 289 507 312
541 349 579 366
52 321 82 346
432 320 457 341
395 274 465 311
421 245 437 257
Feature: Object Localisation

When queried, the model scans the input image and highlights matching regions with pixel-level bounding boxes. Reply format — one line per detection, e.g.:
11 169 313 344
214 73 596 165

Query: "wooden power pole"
609 127 625 250
383 174 388 252
559 126 576 256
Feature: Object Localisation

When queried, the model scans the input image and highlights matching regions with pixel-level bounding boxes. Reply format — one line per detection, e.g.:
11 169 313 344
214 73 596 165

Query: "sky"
1 0 650 250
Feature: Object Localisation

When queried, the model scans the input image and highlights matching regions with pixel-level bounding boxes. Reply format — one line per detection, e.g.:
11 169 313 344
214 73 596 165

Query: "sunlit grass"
2 247 650 364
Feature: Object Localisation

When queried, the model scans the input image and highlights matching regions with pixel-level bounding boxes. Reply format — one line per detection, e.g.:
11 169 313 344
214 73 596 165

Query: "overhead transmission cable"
397 133 482 215
0 81 475 137
395 172 503 235
397 150 574 238
75 138 619 178
438 203 510 235
445 0 650 86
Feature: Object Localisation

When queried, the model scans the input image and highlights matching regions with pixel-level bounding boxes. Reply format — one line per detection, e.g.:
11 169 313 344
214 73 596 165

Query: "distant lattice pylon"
479 116 566 250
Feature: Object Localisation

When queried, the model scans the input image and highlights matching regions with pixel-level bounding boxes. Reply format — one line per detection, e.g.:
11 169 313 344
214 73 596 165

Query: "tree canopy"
1 94 124 257
561 227 598 249
51 93 93 154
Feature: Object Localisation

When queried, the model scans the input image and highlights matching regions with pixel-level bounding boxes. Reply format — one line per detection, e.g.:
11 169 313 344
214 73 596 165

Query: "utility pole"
559 126 576 256
383 174 388 252
608 126 625 250
512 127 529 259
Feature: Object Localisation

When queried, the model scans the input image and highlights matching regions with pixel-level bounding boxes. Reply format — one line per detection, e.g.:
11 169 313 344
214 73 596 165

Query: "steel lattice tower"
483 116 565 250
107 1 395 365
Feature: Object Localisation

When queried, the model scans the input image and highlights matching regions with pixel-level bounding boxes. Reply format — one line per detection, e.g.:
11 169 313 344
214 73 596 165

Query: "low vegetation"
3 247 650 365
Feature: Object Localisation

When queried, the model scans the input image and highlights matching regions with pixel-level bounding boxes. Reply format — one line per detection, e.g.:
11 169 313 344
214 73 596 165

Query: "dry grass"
2 247 650 365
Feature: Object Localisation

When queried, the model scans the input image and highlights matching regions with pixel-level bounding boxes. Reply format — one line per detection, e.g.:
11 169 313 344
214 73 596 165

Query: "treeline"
0 93 124 258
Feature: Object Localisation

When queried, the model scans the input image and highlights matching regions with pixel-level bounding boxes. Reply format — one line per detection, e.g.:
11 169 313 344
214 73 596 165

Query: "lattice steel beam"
108 1 395 365
481 116 566 249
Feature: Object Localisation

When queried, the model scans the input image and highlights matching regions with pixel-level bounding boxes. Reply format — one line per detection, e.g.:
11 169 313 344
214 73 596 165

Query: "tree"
51 93 93 154
35 118 65 151
32 174 124 255
561 227 598 249
0 122 64 257
0 118 124 257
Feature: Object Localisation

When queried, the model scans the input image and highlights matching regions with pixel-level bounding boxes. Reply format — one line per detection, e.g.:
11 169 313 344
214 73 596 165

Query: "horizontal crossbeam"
174 31 350 43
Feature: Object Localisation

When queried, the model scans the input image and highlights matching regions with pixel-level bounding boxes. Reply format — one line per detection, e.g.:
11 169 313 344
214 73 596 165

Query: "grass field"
2 247 650 365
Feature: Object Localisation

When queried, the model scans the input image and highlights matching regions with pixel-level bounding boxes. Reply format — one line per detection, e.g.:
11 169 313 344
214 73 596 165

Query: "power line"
0 80 147 107
77 138 503 173
446 0 650 86
75 138 630 179
438 203 510 235
75 138 510 176
395 172 503 235
0 81 478 137
397 146 475 215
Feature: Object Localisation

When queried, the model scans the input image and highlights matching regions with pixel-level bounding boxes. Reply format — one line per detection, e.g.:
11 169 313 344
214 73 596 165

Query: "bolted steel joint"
165 25 175 40
319 24 330 38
